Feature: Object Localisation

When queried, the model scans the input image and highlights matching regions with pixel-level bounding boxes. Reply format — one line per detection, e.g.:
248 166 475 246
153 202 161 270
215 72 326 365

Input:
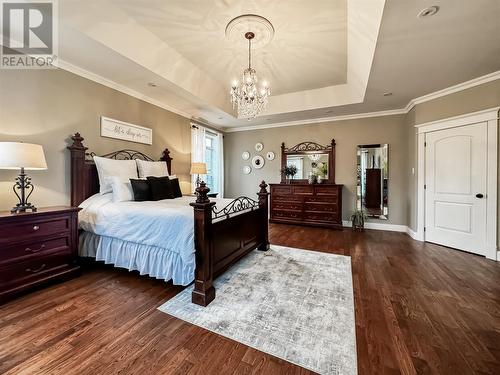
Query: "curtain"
191 124 206 191
216 131 224 197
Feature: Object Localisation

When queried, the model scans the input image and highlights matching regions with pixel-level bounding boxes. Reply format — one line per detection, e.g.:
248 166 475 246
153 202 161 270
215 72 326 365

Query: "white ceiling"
57 0 500 130
117 0 348 96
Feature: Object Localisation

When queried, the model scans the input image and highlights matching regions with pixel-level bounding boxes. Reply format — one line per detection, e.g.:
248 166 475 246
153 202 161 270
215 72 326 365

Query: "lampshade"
0 142 47 170
190 162 207 175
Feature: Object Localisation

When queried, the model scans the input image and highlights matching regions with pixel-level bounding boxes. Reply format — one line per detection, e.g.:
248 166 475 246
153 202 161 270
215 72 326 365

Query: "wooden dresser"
271 139 343 229
0 207 81 303
270 183 343 229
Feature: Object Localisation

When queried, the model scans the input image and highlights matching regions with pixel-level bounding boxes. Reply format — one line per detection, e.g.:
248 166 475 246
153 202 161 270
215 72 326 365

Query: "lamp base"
11 203 37 214
11 168 37 214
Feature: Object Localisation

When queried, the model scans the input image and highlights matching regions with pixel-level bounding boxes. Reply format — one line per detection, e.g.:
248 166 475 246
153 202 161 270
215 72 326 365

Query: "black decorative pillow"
130 179 151 201
147 176 175 200
169 177 183 198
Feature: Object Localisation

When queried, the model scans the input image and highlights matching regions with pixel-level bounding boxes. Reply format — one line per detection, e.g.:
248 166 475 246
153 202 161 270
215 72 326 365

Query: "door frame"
415 107 499 260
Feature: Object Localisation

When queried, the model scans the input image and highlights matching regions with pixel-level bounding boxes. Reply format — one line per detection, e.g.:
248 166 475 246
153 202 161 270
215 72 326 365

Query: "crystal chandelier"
230 32 270 119
308 154 322 162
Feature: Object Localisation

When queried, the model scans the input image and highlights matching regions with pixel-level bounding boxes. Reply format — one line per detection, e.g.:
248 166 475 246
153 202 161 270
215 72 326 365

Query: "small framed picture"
252 155 265 169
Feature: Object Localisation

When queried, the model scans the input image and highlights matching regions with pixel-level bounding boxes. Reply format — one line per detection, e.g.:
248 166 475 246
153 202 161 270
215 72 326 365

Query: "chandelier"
308 154 322 162
230 31 270 119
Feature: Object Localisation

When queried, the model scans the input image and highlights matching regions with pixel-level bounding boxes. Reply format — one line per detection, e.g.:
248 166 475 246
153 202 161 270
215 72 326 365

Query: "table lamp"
190 162 207 192
0 142 47 213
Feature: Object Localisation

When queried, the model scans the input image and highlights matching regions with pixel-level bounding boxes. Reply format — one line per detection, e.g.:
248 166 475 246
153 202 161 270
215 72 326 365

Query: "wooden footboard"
190 181 269 306
67 133 268 307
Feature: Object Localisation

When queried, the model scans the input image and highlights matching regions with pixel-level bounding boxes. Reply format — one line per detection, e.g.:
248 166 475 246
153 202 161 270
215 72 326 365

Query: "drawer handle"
25 244 46 253
33 225 40 231
26 264 46 273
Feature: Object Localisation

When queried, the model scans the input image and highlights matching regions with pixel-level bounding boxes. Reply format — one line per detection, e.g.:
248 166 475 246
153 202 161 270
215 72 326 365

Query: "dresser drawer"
272 210 302 220
271 186 292 195
0 216 70 242
314 185 340 196
304 202 337 212
272 194 301 202
291 185 313 195
273 201 303 211
0 236 70 266
304 196 338 203
304 211 338 222
0 251 73 286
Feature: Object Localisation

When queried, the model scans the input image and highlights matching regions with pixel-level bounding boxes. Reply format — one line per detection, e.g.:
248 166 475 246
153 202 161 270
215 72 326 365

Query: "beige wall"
224 115 409 225
1 67 497 232
0 69 191 211
225 78 500 230
413 79 500 125
406 78 500 233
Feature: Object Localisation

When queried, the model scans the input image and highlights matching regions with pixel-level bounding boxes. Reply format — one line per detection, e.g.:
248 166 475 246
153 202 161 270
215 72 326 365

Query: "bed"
68 133 269 306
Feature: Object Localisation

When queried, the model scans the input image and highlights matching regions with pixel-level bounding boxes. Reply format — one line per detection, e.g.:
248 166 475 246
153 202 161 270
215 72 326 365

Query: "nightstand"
0 206 81 303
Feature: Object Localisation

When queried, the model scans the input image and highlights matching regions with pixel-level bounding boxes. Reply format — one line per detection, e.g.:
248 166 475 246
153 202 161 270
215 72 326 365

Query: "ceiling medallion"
227 15 273 119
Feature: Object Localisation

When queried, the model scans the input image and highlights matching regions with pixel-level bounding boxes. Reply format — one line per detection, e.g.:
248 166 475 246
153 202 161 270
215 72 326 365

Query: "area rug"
158 245 357 375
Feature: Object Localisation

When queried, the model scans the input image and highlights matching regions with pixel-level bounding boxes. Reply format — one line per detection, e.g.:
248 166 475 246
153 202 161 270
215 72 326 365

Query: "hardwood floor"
1 224 500 374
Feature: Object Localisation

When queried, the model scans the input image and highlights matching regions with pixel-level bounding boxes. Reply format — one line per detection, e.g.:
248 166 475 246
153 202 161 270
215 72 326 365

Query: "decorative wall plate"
255 142 264 152
241 151 250 160
266 151 275 160
252 155 265 169
243 165 251 175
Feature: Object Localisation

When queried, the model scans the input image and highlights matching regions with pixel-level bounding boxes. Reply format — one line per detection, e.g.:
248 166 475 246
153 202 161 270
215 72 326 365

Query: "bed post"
67 133 88 207
257 180 270 251
160 148 173 175
190 182 216 306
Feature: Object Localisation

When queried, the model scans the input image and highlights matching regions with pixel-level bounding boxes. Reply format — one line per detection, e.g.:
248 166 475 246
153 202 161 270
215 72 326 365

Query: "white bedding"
78 194 238 284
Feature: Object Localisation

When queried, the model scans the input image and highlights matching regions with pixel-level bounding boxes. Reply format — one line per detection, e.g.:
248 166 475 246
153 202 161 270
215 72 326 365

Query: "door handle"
476 193 484 199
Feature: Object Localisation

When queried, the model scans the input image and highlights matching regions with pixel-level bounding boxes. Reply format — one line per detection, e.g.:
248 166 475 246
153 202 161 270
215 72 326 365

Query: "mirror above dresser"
271 139 343 229
280 140 337 184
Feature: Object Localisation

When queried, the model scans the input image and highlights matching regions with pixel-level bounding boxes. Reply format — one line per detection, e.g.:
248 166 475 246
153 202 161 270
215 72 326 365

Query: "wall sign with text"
100 116 152 145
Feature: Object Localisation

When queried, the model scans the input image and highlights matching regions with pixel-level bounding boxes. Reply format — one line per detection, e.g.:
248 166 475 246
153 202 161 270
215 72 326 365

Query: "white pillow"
136 159 169 178
107 176 134 202
94 156 138 194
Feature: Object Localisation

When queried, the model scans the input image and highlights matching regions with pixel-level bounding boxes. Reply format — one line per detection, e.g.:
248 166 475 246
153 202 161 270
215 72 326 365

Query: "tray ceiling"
117 0 348 96
57 0 500 129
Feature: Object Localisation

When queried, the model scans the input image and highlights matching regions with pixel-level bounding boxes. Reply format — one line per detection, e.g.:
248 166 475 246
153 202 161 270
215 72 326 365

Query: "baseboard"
406 227 419 240
342 221 407 232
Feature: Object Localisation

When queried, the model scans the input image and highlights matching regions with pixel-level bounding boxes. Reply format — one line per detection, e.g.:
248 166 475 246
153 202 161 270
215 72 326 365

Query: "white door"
425 122 488 255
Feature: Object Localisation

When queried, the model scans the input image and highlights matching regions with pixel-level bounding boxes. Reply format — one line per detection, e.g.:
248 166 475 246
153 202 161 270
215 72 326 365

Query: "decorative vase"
308 173 316 184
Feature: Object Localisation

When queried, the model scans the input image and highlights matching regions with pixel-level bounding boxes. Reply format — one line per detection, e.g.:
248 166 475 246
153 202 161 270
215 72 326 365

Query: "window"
287 156 304 179
191 124 224 197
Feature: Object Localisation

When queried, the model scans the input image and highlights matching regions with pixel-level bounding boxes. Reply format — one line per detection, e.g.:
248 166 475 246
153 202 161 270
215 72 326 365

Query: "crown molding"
56 58 499 134
225 70 500 132
55 59 193 120
223 108 407 133
404 70 500 112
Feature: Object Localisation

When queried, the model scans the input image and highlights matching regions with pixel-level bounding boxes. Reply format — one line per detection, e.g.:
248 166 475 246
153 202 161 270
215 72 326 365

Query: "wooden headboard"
67 132 173 206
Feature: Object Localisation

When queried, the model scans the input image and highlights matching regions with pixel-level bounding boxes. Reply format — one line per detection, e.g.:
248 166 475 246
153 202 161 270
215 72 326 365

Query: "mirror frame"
356 143 389 220
280 139 336 184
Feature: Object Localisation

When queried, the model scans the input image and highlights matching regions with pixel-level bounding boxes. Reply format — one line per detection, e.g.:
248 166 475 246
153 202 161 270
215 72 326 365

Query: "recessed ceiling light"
418 6 439 18
383 92 393 96
147 82 158 87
